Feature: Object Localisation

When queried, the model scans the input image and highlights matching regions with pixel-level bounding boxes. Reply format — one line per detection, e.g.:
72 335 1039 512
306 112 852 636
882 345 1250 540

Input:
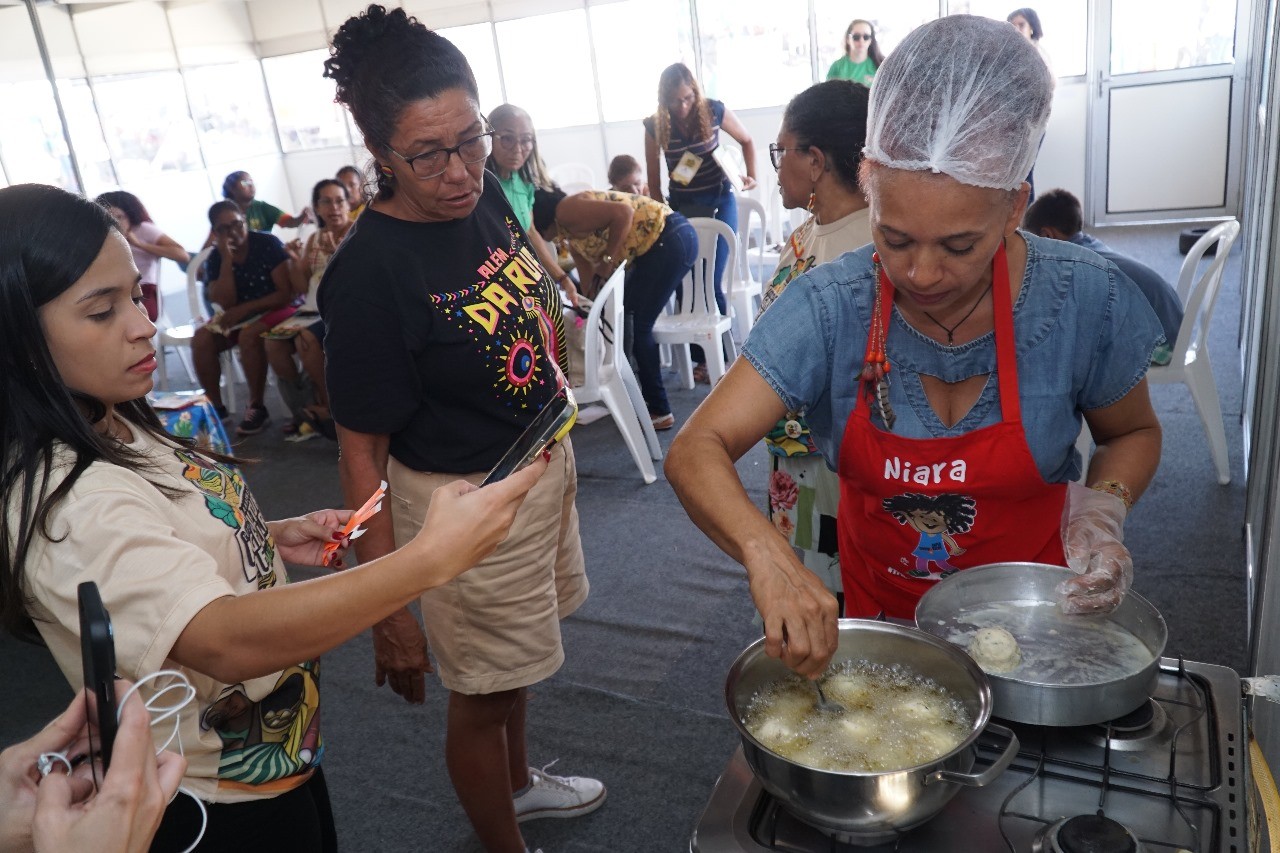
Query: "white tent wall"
1036 82 1088 206
0 0 1160 265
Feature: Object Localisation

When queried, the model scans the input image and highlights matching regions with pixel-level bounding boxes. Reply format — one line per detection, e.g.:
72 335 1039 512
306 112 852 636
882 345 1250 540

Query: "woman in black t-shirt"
318 8 604 852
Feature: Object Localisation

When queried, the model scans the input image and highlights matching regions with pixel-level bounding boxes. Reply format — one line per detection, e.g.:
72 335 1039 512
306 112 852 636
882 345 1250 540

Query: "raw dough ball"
969 627 1022 673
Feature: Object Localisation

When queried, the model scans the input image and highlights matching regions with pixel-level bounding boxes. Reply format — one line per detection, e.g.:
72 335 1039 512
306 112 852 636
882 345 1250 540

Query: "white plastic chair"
571 265 660 484
730 197 768 342
654 217 737 390
1147 219 1240 485
156 246 242 411
550 163 597 192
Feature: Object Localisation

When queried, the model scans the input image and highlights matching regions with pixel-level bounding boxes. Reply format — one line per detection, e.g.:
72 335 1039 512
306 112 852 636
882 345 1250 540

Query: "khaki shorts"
387 438 588 695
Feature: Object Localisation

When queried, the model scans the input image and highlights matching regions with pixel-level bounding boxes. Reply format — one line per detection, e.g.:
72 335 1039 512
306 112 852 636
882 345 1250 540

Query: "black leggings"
150 766 338 853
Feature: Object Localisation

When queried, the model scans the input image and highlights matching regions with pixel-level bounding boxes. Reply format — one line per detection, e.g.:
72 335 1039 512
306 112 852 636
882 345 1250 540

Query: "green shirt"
498 172 536 233
244 198 285 232
826 56 877 86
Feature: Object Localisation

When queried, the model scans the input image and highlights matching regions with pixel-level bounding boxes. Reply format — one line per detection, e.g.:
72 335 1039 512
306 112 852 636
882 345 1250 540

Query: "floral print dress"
759 207 873 602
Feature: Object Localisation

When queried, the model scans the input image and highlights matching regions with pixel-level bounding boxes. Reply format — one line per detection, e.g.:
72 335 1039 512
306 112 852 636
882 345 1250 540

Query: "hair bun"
324 4 406 93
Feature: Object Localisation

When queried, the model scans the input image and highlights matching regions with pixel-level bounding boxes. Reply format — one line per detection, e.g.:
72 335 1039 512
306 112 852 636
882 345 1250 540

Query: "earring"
807 189 816 212
379 164 394 177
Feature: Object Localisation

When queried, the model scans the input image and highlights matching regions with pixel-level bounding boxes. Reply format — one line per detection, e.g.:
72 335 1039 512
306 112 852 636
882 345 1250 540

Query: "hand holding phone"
77 581 117 788
481 388 578 486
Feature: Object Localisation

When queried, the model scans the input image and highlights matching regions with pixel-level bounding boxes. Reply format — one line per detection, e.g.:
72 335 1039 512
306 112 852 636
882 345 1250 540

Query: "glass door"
1089 0 1248 223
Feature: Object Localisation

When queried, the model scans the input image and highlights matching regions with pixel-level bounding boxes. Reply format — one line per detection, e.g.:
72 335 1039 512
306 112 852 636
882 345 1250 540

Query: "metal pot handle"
1243 676 1280 704
926 723 1020 788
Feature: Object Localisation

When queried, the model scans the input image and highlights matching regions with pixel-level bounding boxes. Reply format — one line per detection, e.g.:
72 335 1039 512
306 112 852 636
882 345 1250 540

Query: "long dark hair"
845 19 885 67
653 63 712 152
324 4 478 201
0 184 193 640
782 80 870 193
95 190 153 228
882 493 977 534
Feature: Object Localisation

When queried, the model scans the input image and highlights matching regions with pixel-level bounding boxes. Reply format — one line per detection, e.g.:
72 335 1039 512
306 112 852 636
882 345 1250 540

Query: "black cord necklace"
922 282 993 345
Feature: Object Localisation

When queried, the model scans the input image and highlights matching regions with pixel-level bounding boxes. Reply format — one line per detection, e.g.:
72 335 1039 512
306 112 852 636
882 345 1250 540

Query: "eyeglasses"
496 132 536 150
849 33 873 41
213 219 247 236
389 129 496 179
769 143 809 170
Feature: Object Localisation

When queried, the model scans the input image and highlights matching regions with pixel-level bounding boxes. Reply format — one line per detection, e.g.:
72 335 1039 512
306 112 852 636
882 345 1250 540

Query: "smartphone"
78 581 118 788
481 388 578 486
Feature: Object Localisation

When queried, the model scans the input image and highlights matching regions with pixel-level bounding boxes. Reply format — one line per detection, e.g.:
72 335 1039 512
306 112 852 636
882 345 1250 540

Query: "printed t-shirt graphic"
319 170 570 475
174 447 323 789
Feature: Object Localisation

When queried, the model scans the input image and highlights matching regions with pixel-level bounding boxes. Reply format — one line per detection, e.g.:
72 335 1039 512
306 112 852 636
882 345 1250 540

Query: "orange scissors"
322 480 387 567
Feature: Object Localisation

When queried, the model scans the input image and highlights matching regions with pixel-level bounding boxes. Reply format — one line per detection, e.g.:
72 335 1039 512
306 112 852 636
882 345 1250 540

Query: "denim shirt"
742 232 1164 484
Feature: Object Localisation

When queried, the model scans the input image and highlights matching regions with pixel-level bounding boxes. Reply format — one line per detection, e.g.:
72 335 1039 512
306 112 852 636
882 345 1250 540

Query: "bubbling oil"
741 661 973 773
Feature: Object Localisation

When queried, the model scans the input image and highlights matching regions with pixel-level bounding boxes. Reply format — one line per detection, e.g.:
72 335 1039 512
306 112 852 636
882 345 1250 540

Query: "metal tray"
914 562 1168 726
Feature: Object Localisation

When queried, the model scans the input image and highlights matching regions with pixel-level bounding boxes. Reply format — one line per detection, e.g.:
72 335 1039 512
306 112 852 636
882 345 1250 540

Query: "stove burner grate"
1049 814 1139 853
1104 702 1157 733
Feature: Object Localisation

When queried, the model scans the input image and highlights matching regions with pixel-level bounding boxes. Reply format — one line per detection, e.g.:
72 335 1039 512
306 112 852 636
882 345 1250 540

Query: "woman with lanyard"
319 8 603 852
644 63 756 379
666 14 1163 677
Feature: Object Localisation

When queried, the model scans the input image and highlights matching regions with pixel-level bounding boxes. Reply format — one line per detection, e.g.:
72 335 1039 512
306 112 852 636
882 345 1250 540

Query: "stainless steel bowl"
915 562 1169 726
725 619 1018 844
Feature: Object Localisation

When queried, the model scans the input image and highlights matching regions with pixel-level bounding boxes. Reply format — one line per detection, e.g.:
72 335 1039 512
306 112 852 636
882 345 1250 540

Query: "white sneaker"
513 762 606 823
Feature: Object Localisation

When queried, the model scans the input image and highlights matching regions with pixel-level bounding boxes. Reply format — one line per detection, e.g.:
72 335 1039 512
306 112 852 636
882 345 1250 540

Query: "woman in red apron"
666 15 1163 676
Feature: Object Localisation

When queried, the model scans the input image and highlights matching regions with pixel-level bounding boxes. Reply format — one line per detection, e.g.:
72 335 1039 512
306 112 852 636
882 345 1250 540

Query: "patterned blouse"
553 190 671 263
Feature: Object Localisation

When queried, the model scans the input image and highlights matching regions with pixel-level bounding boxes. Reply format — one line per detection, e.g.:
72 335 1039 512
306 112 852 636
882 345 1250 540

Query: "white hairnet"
864 15 1053 190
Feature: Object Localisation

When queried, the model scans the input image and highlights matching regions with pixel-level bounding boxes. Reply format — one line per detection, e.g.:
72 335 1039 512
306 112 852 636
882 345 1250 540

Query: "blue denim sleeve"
742 267 835 425
1079 259 1165 410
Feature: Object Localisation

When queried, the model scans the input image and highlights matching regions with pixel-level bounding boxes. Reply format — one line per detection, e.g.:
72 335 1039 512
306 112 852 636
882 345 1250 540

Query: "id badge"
670 150 703 186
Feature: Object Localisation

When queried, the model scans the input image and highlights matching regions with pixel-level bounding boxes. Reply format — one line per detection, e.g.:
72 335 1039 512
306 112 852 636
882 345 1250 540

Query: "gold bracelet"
1090 479 1134 510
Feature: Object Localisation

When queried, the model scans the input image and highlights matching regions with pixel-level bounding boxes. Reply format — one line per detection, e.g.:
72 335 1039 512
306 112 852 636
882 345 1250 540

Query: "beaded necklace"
861 252 895 429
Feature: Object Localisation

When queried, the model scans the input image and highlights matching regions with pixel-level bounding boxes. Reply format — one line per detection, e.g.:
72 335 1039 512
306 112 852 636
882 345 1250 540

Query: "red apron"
837 244 1067 619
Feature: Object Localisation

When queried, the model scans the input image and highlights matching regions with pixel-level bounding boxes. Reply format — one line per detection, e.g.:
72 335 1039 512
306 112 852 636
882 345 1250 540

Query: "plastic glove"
1057 481 1133 614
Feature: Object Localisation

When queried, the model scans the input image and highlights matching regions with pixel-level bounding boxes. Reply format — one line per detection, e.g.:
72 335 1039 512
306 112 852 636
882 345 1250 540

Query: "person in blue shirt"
1023 188 1182 365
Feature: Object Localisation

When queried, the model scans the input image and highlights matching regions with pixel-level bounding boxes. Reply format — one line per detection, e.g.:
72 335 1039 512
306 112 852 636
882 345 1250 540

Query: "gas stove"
692 659 1267 852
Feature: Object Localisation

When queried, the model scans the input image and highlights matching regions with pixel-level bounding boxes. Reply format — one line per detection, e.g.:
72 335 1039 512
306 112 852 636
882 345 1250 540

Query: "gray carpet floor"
0 223 1247 852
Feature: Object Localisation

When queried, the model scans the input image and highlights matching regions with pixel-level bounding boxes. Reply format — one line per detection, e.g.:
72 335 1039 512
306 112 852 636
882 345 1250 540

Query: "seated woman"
759 79 871 609
193 201 292 435
96 190 190 323
336 165 369 219
220 171 311 233
533 187 697 430
0 182 546 850
266 179 353 440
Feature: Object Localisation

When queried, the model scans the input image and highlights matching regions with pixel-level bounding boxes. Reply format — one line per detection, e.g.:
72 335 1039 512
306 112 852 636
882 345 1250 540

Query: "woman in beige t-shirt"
0 184 544 851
